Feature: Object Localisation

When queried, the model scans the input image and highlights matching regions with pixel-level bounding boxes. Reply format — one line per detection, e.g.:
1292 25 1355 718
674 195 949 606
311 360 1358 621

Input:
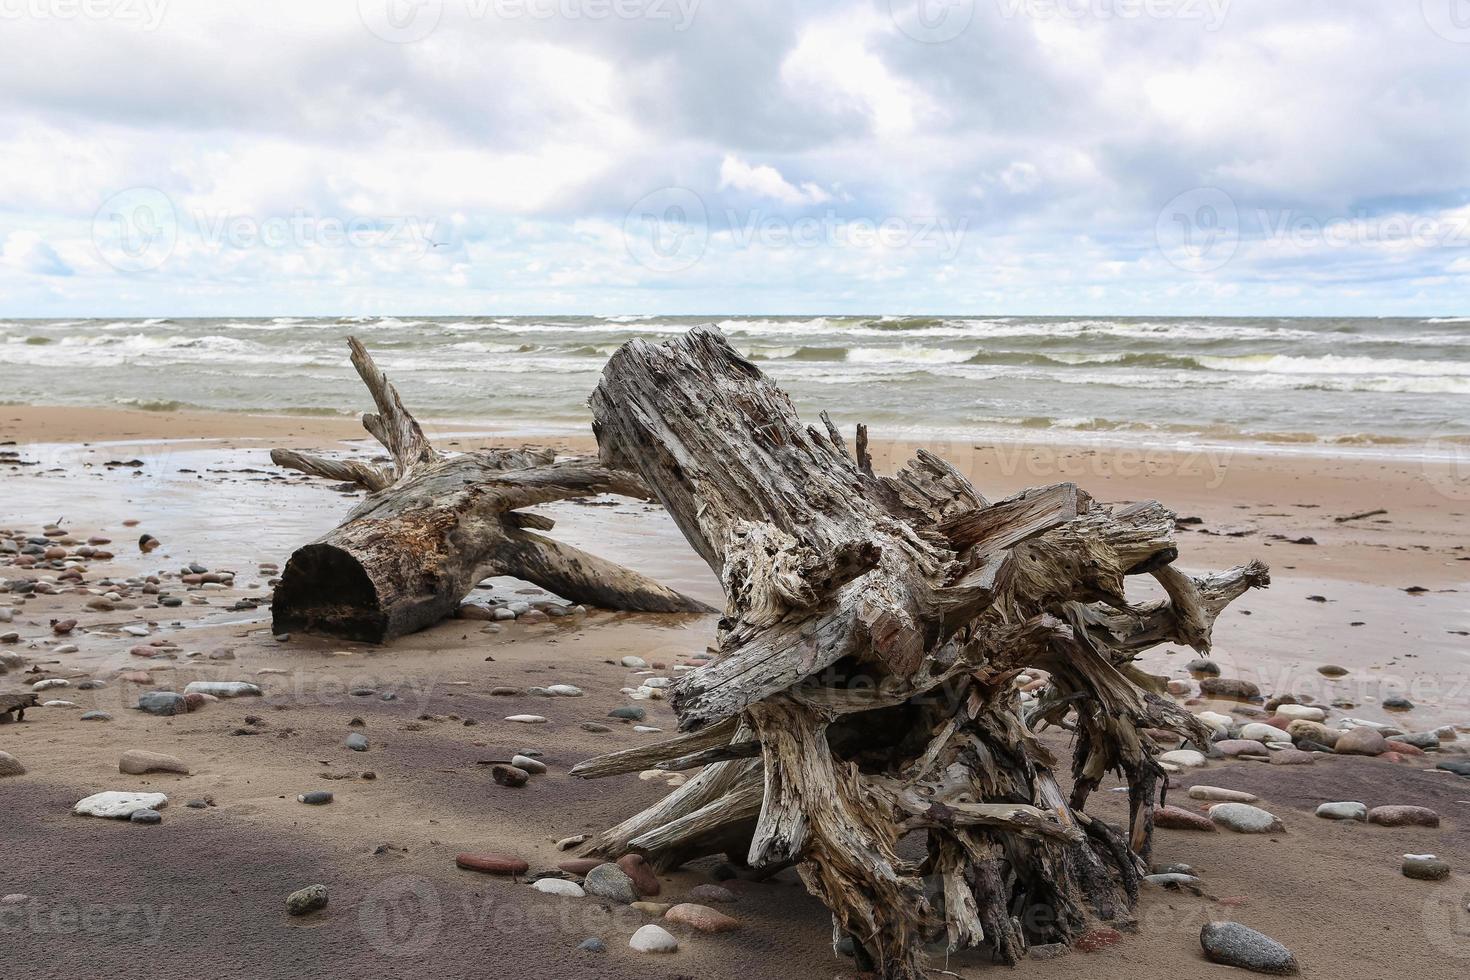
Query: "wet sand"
3 406 1470 978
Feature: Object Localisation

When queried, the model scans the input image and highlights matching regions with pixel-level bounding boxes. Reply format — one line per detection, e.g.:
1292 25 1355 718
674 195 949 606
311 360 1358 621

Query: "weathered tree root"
573 326 1268 976
269 337 712 642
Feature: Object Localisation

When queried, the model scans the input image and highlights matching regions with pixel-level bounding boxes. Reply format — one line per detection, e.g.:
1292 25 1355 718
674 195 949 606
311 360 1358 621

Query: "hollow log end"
271 542 389 643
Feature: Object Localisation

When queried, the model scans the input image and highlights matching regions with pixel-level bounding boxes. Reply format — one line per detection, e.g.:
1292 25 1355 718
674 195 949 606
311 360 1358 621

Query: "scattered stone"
686 883 736 904
629 924 678 954
0 751 25 777
1402 854 1451 881
580 722 612 733
136 691 187 716
130 808 162 825
583 863 640 904
1157 749 1207 769
556 834 589 851
456 853 529 876
1200 678 1261 701
1367 805 1439 828
1269 749 1316 765
1208 803 1284 834
511 754 547 774
1215 739 1270 758
1240 723 1290 744
546 684 583 697
621 655 649 669
73 791 168 819
1145 873 1202 890
609 706 646 722
1154 805 1216 832
559 858 603 876
492 764 529 788
577 937 605 952
345 733 369 752
1334 728 1389 756
298 791 334 805
80 711 112 722
286 884 328 917
1381 696 1414 711
666 902 740 933
183 680 262 698
532 878 586 897
1200 921 1299 975
119 750 189 775
1315 801 1367 821
1274 704 1325 722
506 714 548 724
617 853 660 896
1187 786 1258 803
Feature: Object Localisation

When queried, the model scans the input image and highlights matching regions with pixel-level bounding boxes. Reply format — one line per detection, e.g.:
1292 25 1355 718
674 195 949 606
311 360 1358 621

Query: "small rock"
1381 695 1414 711
1208 803 1285 834
119 750 189 775
546 684 583 697
492 764 529 788
1200 921 1299 975
1367 805 1439 828
1402 854 1451 881
1274 704 1325 722
1157 749 1207 769
686 883 737 904
80 711 112 722
298 791 334 805
666 902 740 933
1215 739 1270 758
136 691 187 716
1154 805 1215 832
0 751 25 777
1316 664 1348 677
73 791 168 819
130 808 162 825
1315 802 1367 821
1200 678 1261 701
532 878 585 897
583 863 640 904
1268 749 1316 766
580 722 612 734
1334 728 1389 756
511 754 547 774
1186 659 1220 675
506 714 548 724
345 733 369 752
577 937 605 952
1187 786 1258 803
456 853 529 876
286 884 328 916
628 924 678 954
621 656 648 669
617 853 660 896
609 706 646 722
183 680 262 698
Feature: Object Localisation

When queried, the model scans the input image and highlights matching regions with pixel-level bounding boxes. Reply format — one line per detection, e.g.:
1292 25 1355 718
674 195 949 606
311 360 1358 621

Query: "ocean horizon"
4 314 1468 458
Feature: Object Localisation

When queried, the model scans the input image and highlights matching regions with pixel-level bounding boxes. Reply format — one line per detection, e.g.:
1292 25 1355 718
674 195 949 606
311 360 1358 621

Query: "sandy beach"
3 405 1469 978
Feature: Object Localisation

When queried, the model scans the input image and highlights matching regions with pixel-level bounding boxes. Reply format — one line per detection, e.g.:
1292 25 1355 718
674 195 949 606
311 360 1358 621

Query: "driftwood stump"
573 327 1268 976
270 338 711 642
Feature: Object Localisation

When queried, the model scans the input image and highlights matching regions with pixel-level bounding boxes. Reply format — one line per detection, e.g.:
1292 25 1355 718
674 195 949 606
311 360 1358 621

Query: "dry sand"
3 405 1469 978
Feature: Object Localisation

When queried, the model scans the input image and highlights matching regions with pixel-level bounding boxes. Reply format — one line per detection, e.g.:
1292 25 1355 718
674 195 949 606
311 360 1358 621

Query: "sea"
3 315 1469 455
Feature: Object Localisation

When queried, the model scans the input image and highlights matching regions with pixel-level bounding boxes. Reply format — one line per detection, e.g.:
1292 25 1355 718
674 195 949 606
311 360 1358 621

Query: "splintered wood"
269 338 711 642
574 326 1268 977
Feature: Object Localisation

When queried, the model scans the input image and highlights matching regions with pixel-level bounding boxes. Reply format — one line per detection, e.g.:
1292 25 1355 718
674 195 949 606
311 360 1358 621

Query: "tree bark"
269 338 712 643
574 326 1268 976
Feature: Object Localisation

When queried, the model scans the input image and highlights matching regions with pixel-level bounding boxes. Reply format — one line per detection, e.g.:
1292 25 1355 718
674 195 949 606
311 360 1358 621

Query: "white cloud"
718 155 830 205
2 232 72 276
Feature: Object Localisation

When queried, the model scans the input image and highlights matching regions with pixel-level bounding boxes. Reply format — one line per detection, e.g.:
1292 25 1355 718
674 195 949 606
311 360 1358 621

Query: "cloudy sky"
2 0 1469 316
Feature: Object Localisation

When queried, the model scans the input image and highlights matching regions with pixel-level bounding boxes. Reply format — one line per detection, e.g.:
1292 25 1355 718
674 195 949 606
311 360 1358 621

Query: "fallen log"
269 338 712 642
575 326 1268 976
